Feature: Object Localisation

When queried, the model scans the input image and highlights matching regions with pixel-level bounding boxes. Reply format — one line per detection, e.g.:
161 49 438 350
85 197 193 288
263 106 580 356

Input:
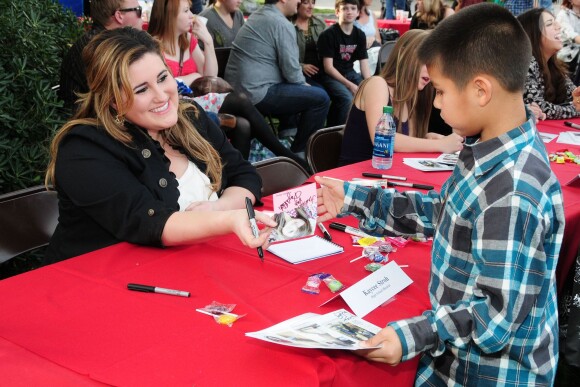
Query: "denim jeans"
384 0 408 19
310 70 361 127
255 83 330 152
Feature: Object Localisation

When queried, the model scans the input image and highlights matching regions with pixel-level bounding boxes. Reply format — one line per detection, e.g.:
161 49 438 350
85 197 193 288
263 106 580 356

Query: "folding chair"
0 186 58 264
376 40 397 74
253 156 311 197
305 125 345 173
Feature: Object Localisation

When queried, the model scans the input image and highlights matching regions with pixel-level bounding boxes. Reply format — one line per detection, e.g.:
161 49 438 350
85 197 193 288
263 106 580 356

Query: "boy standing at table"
315 3 564 386
317 0 371 126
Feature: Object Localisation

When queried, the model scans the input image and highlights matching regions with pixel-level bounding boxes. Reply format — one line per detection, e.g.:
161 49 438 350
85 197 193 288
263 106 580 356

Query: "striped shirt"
340 114 564 386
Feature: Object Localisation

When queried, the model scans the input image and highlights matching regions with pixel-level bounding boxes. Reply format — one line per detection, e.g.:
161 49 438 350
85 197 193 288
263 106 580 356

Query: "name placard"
340 262 413 318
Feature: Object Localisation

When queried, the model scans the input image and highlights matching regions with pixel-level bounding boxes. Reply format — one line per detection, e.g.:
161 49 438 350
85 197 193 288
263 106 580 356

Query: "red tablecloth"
377 19 411 36
0 197 432 385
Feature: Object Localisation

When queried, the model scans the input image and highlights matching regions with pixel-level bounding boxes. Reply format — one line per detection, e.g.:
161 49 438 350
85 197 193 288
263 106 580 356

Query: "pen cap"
127 283 154 292
329 222 347 231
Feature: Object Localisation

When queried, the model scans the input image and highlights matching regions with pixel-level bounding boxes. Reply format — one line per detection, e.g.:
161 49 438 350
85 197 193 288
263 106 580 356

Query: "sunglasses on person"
117 6 142 18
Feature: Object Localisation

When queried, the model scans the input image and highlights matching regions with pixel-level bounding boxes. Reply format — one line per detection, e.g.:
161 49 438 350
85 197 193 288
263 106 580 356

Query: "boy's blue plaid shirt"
340 115 564 386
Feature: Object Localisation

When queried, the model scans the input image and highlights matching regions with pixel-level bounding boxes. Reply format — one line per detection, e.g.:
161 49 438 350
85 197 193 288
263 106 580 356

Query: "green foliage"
0 0 84 193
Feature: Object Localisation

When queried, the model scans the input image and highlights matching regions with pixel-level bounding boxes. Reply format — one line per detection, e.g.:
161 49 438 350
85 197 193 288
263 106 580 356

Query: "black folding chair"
0 186 58 264
253 157 311 197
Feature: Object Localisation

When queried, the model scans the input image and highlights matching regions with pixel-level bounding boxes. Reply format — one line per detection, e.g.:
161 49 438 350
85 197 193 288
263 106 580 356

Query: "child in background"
338 29 463 166
317 0 371 126
317 4 564 385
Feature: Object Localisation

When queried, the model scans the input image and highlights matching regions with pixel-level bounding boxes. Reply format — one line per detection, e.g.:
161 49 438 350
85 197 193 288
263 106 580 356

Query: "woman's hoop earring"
115 114 125 125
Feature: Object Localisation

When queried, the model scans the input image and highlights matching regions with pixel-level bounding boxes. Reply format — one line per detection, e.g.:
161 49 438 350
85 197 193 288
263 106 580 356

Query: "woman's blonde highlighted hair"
46 27 222 192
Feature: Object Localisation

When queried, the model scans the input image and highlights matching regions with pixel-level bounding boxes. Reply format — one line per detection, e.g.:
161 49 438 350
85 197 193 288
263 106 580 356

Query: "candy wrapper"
387 236 409 248
364 262 384 272
302 274 322 295
350 246 389 263
196 301 245 327
319 273 344 293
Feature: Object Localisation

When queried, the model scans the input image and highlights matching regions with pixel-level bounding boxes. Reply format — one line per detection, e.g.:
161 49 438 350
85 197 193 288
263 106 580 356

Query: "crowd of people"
48 1 580 385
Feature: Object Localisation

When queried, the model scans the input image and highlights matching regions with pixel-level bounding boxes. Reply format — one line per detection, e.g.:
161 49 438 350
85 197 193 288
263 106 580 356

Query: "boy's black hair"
418 3 531 92
335 0 361 11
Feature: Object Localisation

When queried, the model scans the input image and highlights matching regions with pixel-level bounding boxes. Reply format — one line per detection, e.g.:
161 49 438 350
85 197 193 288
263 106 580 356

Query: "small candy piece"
374 241 394 253
365 262 383 272
203 301 236 314
387 236 409 248
319 273 344 293
216 314 238 326
556 156 565 164
357 236 378 246
302 274 322 295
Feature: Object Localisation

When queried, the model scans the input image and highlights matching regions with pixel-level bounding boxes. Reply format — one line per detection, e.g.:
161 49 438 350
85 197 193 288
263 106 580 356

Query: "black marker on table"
564 121 580 130
318 223 332 241
127 283 190 297
362 172 407 181
387 181 434 190
245 197 264 261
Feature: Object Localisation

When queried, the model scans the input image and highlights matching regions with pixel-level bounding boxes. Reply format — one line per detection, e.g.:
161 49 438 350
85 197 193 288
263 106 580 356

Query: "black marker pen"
127 283 190 297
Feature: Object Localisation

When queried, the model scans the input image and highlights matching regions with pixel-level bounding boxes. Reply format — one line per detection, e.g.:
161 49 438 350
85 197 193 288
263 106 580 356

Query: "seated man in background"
58 0 143 113
318 0 371 126
225 0 330 156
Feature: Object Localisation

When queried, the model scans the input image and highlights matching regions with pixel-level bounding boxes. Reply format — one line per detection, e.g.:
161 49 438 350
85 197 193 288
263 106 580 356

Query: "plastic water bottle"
372 106 396 169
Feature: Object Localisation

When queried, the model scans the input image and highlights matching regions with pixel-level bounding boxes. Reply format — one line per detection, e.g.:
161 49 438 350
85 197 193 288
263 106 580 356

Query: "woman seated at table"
44 28 276 264
148 0 308 167
518 8 580 120
338 30 464 166
410 0 454 30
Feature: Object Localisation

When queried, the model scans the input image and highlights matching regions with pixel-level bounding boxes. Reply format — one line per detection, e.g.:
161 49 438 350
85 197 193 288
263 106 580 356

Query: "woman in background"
45 28 274 264
199 0 245 48
148 0 309 167
339 30 463 166
355 0 381 49
556 0 580 84
519 8 580 119
410 0 454 30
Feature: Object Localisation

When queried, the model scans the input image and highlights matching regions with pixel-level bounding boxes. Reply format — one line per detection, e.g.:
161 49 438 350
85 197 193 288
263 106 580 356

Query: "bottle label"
372 133 394 159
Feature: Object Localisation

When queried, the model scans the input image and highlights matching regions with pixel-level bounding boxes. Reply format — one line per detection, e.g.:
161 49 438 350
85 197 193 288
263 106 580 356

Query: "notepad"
267 235 344 264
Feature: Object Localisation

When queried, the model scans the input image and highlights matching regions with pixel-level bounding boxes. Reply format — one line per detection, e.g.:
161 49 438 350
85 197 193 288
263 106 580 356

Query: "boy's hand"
314 176 345 223
357 326 403 365
347 81 359 96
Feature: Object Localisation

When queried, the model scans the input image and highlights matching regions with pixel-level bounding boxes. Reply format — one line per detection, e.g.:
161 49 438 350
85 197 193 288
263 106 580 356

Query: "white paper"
339 262 413 318
557 131 580 145
246 309 381 350
538 132 558 143
434 152 459 165
403 158 454 172
266 235 344 264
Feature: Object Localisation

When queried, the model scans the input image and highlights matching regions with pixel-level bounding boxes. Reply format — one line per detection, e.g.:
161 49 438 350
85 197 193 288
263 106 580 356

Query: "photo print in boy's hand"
269 183 317 243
